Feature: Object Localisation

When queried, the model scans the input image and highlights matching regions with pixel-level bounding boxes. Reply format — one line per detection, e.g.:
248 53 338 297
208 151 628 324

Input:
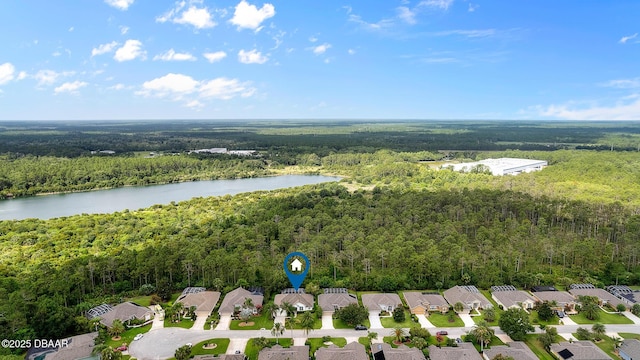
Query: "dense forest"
2 120 640 352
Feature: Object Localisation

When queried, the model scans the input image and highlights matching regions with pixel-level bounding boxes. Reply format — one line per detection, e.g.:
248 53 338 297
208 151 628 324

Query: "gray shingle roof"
315 342 368 360
258 345 309 360
491 290 537 308
318 292 358 312
373 343 426 360
177 291 221 314
483 341 537 360
274 292 314 308
443 286 492 310
219 287 264 315
620 339 640 359
550 341 610 360
428 343 481 360
361 293 402 311
99 302 153 327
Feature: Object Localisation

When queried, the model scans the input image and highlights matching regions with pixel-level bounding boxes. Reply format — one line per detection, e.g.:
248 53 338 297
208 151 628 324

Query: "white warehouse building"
446 158 548 176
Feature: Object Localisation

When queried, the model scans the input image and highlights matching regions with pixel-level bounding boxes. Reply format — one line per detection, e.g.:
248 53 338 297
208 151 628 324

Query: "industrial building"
446 158 547 176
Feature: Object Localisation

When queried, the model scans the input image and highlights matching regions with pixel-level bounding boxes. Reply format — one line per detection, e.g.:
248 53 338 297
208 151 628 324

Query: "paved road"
128 321 640 360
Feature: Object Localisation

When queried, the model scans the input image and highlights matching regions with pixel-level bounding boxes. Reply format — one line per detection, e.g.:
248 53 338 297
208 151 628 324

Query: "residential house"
362 293 402 313
491 285 537 311
318 288 358 313
482 341 537 360
274 288 314 316
607 285 640 306
257 345 309 360
372 343 426 360
219 287 264 316
176 288 221 315
550 341 610 360
428 343 482 360
315 342 368 360
569 284 627 309
619 339 640 360
35 332 98 360
94 302 153 327
531 291 577 312
194 355 245 360
443 285 492 313
403 292 449 314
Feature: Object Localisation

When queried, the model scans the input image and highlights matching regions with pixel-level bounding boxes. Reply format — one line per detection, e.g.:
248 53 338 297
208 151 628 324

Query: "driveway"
227 338 248 354
321 312 334 330
368 311 383 329
458 313 476 327
216 315 232 330
624 311 640 324
416 314 435 328
560 316 577 326
191 311 209 330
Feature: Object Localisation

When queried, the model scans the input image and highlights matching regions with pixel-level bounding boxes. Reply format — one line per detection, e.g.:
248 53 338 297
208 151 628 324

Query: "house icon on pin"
291 258 303 272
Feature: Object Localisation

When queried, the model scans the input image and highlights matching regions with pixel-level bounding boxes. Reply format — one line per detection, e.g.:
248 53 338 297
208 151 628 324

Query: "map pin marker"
284 252 310 291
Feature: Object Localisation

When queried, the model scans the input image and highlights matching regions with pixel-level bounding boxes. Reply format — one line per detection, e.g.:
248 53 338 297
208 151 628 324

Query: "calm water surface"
0 175 340 221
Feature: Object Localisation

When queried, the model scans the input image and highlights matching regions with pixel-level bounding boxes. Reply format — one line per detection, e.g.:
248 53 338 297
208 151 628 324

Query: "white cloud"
114 40 145 62
137 73 256 106
348 14 394 31
538 97 640 120
0 63 15 85
433 29 496 38
312 43 331 55
203 51 227 63
68 27 74 32
619 33 638 44
230 0 275 30
17 71 27 80
397 6 417 25
54 81 88 94
419 0 454 10
157 2 216 29
468 3 479 12
33 70 74 87
108 83 127 90
602 77 640 89
105 0 134 10
309 36 318 43
348 49 356 55
52 51 61 57
238 49 268 64
153 49 196 61
199 77 255 99
91 41 119 57
120 26 129 35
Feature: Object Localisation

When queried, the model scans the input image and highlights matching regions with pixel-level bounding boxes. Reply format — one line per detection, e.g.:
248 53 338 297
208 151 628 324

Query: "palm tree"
299 311 315 336
470 320 494 352
582 302 600 321
264 302 280 320
109 319 125 339
243 297 254 310
368 332 378 341
391 327 407 344
271 322 285 344
173 301 184 321
454 302 465 313
281 301 297 318
591 323 606 341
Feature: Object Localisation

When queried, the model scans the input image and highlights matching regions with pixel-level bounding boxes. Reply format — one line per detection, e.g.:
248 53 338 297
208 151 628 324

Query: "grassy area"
305 337 347 354
358 336 371 350
529 310 560 326
244 338 293 360
106 324 152 349
164 317 196 329
570 310 633 324
380 310 419 328
333 317 371 329
126 295 153 307
480 290 501 308
466 336 504 352
427 311 464 327
285 315 322 330
591 336 618 358
523 334 557 360
190 338 230 356
619 332 640 339
471 309 501 326
230 312 274 330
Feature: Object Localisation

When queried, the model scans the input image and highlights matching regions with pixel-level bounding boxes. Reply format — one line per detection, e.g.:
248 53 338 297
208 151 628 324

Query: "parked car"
556 310 565 318
436 331 448 336
133 334 143 341
354 325 367 330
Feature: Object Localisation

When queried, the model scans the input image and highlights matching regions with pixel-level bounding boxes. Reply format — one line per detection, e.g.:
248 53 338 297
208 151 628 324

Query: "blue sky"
1 0 639 120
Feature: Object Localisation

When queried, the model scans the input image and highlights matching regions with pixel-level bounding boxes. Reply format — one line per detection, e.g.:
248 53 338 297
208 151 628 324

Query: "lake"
0 175 340 221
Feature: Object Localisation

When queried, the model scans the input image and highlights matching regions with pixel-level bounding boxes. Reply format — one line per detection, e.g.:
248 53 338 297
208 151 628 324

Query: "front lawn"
570 309 633 324
523 334 557 360
427 311 464 327
472 309 502 326
380 310 418 328
106 324 152 349
285 314 322 330
619 332 640 339
306 337 347 354
190 338 230 356
164 317 196 329
529 310 560 326
333 318 371 329
244 338 293 360
465 336 504 352
591 336 618 359
230 312 274 330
